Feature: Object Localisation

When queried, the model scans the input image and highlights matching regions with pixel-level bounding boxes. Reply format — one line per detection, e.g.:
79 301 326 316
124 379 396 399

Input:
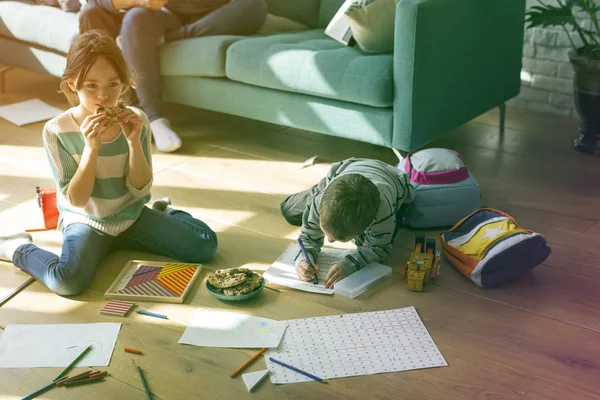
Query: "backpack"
398 148 480 228
439 208 551 288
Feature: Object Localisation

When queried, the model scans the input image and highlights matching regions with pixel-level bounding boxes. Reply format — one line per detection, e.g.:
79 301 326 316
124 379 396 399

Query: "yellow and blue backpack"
440 208 551 288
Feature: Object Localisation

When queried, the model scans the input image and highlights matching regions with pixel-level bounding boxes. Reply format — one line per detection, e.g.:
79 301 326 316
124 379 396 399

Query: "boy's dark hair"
319 174 380 240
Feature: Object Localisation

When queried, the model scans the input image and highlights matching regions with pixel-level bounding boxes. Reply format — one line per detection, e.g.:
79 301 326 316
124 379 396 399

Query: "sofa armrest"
392 0 526 151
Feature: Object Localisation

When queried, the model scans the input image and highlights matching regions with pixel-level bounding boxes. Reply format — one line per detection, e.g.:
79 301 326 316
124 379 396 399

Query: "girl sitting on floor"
0 30 218 296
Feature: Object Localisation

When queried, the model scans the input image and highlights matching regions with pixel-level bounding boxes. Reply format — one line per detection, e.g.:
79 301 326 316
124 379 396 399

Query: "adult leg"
12 224 115 296
79 2 123 39
280 177 328 226
118 207 218 263
120 7 183 152
165 0 268 42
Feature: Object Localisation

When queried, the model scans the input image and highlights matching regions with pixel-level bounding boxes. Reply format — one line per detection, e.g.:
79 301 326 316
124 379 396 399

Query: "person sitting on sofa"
79 0 268 153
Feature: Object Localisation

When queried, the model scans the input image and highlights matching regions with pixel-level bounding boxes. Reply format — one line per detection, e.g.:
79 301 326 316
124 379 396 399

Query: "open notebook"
263 243 392 297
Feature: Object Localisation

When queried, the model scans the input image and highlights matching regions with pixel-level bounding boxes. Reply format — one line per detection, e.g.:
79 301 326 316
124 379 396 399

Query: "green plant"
525 0 600 60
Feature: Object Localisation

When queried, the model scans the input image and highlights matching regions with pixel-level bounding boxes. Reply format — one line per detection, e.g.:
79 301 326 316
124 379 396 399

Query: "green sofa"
0 0 526 151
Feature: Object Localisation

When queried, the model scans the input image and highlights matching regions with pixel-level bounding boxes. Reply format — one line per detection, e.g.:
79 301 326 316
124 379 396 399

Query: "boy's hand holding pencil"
296 260 320 282
297 238 319 284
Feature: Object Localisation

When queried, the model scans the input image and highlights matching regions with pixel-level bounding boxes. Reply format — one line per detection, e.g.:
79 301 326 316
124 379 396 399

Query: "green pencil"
54 345 93 382
136 366 152 400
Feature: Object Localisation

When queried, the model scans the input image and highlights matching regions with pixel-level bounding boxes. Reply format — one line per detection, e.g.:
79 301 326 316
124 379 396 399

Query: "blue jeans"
79 0 268 122
13 207 218 296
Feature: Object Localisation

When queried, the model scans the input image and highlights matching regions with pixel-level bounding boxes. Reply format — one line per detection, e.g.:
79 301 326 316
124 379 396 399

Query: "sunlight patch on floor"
2 291 81 313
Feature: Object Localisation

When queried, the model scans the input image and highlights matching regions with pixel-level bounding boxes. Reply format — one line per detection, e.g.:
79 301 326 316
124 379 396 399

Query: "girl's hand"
118 109 143 144
324 264 346 288
80 114 106 150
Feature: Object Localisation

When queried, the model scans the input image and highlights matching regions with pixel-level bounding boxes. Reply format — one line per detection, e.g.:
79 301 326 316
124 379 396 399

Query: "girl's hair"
60 29 133 106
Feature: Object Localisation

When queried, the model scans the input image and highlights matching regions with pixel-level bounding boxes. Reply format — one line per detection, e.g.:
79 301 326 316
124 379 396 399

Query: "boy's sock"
152 197 174 213
149 118 182 153
0 232 33 262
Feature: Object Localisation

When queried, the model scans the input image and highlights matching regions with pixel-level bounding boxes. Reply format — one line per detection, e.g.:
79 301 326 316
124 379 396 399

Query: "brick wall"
511 0 598 117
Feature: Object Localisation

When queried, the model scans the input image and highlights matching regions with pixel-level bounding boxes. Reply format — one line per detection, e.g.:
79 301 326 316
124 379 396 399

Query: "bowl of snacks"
205 268 265 301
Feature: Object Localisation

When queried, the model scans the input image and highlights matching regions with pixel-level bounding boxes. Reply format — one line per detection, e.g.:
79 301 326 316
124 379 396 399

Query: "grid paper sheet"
265 307 447 384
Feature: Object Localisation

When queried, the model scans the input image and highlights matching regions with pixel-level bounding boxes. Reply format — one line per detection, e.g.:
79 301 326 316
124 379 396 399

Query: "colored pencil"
125 347 144 355
297 238 319 284
136 309 167 319
54 345 93 381
136 366 153 400
64 375 106 387
0 277 35 308
61 372 94 385
56 369 92 386
230 348 268 378
89 371 108 379
21 376 67 400
269 357 327 384
25 228 52 233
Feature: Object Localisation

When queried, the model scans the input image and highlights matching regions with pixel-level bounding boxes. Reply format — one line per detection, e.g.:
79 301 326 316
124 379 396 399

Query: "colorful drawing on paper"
99 300 136 317
105 260 202 304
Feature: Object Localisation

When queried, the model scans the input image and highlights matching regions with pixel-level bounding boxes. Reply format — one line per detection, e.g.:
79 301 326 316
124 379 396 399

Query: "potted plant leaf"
525 0 600 156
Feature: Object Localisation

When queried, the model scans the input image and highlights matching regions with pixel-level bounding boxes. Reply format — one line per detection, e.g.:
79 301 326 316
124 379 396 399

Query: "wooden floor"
1 68 600 400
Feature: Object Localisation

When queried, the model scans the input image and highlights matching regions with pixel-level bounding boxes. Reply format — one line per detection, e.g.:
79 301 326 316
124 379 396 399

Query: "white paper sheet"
265 307 448 384
0 323 121 368
178 309 287 349
263 243 353 294
0 99 64 126
242 369 270 392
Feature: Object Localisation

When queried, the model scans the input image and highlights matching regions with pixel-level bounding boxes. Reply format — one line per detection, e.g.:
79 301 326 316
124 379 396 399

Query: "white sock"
150 118 182 153
0 233 33 262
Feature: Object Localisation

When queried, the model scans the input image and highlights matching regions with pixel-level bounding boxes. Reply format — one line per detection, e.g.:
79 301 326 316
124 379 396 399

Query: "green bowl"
205 278 265 301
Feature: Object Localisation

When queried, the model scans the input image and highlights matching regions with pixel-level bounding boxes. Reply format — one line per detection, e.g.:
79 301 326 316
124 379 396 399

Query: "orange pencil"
89 371 108 379
230 348 268 378
25 228 53 233
124 347 144 355
56 370 92 386
64 375 106 387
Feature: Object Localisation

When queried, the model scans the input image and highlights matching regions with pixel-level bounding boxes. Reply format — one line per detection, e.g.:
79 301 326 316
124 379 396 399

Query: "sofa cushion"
0 1 79 54
225 29 393 108
159 35 246 77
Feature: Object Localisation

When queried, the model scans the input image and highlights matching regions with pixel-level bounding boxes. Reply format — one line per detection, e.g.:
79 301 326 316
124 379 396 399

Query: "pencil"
136 366 152 400
56 369 92 386
21 376 67 400
125 347 144 355
54 344 93 381
89 371 108 379
269 357 327 384
297 238 319 284
64 374 106 387
136 309 168 319
230 348 268 378
25 228 53 233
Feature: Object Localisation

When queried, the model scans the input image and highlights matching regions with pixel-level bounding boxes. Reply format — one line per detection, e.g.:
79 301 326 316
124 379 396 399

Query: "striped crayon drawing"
100 300 136 317
105 260 202 303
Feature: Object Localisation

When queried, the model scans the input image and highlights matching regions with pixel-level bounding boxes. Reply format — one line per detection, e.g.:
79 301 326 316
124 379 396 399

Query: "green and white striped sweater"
297 158 415 276
42 107 153 236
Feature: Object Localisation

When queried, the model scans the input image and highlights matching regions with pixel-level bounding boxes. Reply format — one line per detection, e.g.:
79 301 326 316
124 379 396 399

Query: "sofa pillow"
345 0 399 53
256 13 310 35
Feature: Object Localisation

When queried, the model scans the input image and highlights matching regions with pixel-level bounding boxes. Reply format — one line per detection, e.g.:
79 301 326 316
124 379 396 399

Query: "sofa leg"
499 103 506 136
0 65 11 94
392 147 407 163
